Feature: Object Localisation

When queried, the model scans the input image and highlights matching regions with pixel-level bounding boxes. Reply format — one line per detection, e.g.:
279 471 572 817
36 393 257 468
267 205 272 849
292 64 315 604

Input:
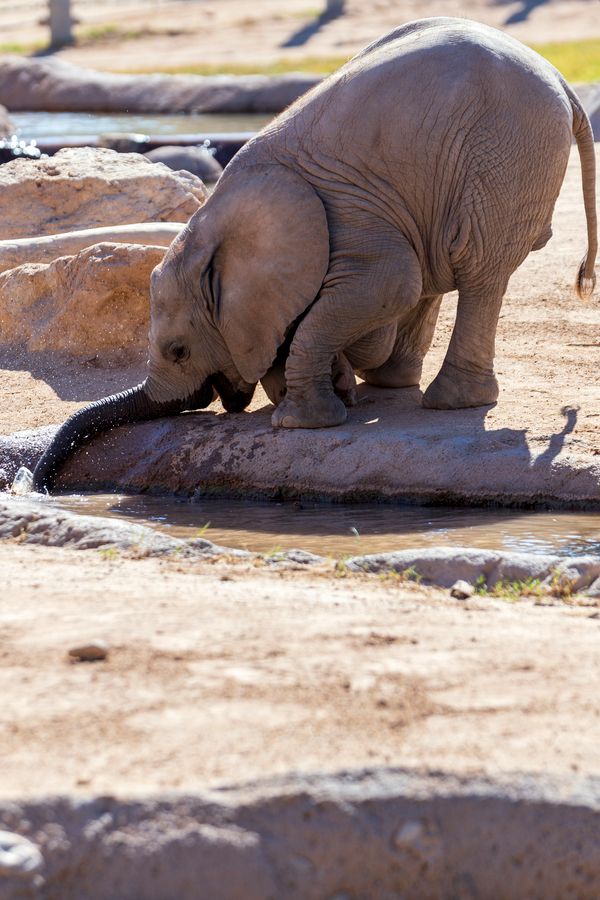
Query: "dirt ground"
1 541 599 799
0 144 599 796
4 0 600 72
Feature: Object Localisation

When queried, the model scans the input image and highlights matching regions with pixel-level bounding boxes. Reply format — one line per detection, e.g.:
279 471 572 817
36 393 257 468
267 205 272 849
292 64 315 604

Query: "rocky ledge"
0 56 320 115
1 768 599 899
1 381 598 509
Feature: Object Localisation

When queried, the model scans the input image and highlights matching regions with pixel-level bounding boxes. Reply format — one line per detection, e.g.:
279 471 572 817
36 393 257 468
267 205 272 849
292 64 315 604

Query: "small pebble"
0 830 43 879
68 640 109 662
450 579 475 600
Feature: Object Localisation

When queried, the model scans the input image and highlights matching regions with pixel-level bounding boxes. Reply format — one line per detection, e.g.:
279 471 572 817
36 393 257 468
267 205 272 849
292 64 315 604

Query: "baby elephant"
33 17 596 491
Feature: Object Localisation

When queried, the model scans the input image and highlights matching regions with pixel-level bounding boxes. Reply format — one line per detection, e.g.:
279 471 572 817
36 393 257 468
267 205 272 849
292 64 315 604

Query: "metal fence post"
48 0 74 47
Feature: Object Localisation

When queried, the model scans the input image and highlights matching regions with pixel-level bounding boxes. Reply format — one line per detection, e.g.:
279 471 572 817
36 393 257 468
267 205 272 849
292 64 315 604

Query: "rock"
0 147 207 241
0 104 13 138
145 145 223 183
0 55 319 114
68 640 109 662
347 548 561 589
0 222 182 275
0 242 165 357
450 579 475 599
97 133 151 154
0 830 43 879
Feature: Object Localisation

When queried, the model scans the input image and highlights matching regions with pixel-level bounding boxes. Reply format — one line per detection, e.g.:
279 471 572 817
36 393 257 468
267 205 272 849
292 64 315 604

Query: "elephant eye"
165 341 190 363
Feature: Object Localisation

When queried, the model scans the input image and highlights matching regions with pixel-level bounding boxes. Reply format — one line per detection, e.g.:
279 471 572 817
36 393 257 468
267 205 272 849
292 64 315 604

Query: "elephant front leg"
423 279 504 409
261 352 357 408
272 233 423 428
359 294 443 388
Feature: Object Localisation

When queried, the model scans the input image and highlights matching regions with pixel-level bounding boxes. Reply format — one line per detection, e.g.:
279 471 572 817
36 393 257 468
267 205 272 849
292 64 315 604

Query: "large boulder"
0 147 207 240
0 104 13 137
0 55 319 114
0 242 164 357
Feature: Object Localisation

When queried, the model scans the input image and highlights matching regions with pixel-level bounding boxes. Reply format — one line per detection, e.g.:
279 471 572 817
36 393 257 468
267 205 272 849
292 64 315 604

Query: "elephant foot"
263 354 357 410
271 390 347 429
360 357 423 389
423 363 499 410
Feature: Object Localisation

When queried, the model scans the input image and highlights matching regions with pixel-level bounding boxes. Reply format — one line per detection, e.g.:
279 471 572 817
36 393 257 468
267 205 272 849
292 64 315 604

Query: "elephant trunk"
32 379 213 493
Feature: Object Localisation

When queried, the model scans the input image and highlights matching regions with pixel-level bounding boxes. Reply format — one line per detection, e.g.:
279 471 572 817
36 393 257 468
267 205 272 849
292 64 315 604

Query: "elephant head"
32 164 330 492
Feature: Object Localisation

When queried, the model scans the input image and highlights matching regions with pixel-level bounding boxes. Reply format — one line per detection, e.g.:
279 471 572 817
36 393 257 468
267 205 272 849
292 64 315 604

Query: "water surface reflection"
52 494 600 558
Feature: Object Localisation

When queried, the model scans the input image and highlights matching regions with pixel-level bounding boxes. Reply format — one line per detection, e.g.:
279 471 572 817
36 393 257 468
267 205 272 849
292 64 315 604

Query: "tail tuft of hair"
576 255 596 300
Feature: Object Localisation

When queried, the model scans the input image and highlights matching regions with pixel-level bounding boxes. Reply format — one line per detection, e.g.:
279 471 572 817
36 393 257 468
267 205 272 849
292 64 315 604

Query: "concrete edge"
1 767 599 898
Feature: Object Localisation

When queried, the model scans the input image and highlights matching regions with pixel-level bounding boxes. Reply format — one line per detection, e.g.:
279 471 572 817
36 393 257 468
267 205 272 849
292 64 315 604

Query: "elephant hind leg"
361 294 443 388
423 276 506 410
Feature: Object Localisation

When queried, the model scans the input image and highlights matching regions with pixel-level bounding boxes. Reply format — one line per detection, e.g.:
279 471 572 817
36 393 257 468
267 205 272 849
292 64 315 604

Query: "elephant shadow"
0 346 148 405
342 383 586 500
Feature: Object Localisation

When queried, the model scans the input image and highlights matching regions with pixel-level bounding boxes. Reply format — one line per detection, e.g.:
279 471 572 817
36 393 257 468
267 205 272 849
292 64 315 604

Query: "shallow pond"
52 494 600 558
11 111 272 141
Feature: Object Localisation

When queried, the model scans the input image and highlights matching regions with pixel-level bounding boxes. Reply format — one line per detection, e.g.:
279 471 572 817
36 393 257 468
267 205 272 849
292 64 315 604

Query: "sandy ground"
1 541 599 799
4 0 600 72
0 144 599 796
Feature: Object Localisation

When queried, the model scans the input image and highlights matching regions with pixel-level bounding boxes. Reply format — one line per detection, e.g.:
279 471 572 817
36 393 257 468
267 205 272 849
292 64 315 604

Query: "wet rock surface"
0 242 164 356
0 147 207 240
144 145 224 183
0 495 255 560
1 769 599 899
0 56 320 115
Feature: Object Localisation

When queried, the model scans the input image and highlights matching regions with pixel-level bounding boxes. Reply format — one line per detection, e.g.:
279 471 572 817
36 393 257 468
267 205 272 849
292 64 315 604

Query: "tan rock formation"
0 242 164 356
0 222 182 274
0 55 319 114
0 147 207 240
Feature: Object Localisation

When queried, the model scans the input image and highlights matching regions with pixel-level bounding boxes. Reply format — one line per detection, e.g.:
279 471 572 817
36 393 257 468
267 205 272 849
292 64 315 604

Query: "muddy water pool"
51 494 600 557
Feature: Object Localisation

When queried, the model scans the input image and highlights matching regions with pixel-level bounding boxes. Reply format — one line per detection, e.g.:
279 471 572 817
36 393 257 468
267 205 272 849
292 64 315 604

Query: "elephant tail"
566 84 597 300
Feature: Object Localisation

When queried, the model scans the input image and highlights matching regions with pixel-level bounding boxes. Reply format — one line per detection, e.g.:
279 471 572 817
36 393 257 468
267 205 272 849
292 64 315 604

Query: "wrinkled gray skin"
33 17 597 491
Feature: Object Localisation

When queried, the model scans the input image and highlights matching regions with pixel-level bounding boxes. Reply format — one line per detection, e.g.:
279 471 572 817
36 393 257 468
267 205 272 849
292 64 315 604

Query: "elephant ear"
209 164 330 384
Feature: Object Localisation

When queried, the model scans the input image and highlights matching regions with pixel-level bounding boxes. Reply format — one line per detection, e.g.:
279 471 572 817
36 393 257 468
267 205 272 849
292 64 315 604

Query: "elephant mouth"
210 372 255 412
